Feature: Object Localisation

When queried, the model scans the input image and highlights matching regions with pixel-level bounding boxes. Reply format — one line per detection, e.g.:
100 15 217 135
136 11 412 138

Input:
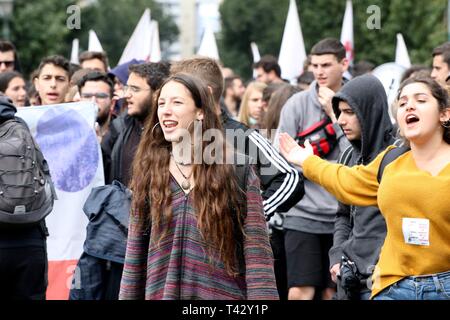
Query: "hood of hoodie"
0 95 17 121
332 74 394 163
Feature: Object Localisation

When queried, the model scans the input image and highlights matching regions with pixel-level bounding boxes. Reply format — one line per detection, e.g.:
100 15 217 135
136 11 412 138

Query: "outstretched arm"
280 132 389 208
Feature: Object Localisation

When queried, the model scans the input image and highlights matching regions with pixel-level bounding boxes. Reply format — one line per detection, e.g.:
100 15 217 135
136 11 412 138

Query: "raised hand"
279 133 314 167
318 87 337 123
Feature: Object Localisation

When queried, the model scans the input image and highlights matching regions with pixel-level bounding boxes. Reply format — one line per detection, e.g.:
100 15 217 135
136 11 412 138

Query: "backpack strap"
377 146 410 183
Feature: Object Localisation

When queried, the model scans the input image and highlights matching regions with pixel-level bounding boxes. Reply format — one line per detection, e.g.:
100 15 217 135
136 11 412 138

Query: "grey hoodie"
328 74 395 278
275 81 350 234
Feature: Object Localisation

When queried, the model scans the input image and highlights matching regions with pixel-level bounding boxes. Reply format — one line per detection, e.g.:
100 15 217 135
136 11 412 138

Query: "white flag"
70 38 79 64
340 0 354 65
88 30 104 52
395 33 411 69
278 0 307 83
197 25 220 60
251 42 261 79
149 21 161 62
17 102 104 300
118 8 152 65
251 42 261 63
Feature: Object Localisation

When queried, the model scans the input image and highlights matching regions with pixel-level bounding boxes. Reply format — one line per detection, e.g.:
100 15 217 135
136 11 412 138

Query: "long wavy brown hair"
130 73 244 276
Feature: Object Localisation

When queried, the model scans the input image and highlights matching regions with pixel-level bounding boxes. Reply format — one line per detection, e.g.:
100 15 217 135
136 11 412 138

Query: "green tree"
72 0 178 66
9 0 178 77
219 0 448 80
10 0 76 77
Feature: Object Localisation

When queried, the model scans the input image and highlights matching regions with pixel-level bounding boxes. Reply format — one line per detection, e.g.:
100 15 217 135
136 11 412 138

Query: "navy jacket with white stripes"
221 110 304 220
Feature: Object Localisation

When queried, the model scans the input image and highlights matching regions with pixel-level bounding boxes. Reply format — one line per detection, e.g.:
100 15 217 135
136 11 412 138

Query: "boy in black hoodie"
328 74 395 300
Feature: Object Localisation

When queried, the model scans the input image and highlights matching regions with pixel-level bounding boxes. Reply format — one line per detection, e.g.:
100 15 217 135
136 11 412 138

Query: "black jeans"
270 228 288 300
0 246 48 300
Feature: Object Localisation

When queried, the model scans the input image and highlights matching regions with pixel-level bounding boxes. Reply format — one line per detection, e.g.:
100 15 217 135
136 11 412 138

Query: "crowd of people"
0 36 449 300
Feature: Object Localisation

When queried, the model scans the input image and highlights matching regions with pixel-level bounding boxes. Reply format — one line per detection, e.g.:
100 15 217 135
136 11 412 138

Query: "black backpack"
0 118 56 226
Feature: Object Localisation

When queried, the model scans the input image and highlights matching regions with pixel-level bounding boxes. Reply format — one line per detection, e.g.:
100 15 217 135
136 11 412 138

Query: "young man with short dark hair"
34 55 70 106
253 55 284 84
0 40 20 73
431 42 450 85
101 61 171 185
78 71 116 142
328 74 395 300
223 75 245 118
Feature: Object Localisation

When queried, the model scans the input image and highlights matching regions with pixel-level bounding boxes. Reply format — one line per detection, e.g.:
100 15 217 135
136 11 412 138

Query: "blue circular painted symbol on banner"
35 108 99 192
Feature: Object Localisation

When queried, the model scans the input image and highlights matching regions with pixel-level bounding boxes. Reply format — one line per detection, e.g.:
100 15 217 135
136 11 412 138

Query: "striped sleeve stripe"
264 169 299 216
248 131 300 216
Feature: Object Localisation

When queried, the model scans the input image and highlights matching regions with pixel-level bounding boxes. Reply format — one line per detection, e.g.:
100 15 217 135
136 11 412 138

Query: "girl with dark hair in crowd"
119 73 278 300
0 71 27 107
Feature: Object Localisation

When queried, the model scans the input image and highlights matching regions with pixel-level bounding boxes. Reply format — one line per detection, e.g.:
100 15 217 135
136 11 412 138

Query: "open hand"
279 133 314 167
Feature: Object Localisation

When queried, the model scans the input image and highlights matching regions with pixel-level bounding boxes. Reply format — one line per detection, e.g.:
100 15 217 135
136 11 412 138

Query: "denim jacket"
82 180 131 263
69 181 131 300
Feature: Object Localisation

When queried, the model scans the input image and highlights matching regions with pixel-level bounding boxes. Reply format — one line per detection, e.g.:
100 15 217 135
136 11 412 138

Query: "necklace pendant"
181 179 191 190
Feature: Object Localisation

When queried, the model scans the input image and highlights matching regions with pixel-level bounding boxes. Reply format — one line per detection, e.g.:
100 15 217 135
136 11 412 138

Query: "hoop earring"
186 120 194 133
186 119 203 132
442 120 450 129
151 122 161 135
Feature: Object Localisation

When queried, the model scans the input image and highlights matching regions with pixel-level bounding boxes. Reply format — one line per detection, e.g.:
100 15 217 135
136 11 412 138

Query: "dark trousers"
270 228 288 300
0 246 48 300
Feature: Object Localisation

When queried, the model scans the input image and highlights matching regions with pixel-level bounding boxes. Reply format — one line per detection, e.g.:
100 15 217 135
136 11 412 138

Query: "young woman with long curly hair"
119 73 278 300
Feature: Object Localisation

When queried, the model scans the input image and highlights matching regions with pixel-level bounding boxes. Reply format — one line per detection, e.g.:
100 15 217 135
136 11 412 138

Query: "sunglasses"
0 60 14 67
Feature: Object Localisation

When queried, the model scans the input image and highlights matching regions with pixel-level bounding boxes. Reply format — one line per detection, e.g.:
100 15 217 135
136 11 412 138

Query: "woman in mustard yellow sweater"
279 75 450 300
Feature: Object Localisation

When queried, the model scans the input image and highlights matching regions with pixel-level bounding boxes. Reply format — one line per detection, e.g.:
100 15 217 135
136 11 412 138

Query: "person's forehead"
82 58 105 68
8 76 25 85
338 100 352 109
40 63 69 77
433 54 446 66
399 82 430 98
233 78 242 85
311 54 338 64
0 50 14 59
127 72 147 84
82 58 103 64
81 80 110 92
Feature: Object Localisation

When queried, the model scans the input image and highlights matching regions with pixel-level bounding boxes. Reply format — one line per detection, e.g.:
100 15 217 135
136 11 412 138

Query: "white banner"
17 101 104 299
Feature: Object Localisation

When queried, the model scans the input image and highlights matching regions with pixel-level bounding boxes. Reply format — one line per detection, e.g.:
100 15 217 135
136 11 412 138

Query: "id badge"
402 218 430 246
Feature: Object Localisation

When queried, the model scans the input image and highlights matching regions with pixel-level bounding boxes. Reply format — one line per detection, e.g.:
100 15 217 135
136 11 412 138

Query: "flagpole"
448 0 450 41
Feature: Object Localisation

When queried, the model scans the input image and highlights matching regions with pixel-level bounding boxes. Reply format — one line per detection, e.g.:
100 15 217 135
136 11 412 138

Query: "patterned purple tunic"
119 168 279 300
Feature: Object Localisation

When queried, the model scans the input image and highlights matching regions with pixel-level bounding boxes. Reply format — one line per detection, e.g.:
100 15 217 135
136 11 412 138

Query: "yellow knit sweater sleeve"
302 146 395 207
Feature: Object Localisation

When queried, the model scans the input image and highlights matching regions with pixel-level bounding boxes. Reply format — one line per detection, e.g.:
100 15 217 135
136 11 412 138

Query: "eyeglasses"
81 92 110 100
0 61 14 68
123 85 151 94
